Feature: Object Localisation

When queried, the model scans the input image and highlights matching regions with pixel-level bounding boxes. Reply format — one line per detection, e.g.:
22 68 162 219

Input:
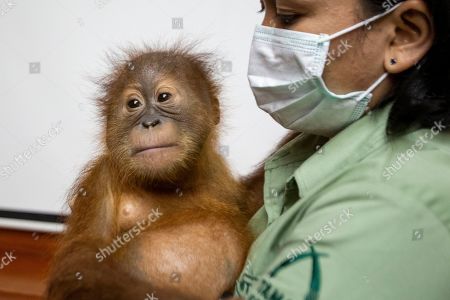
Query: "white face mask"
248 4 401 136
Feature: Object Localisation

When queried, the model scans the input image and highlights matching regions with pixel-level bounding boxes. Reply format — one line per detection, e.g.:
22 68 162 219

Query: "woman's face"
259 0 434 109
260 0 389 104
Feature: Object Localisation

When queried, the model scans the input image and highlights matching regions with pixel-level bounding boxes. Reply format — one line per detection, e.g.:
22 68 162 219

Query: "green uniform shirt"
235 103 450 300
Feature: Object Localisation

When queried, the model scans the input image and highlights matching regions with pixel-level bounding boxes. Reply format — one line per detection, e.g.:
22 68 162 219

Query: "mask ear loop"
318 3 404 43
349 72 390 120
356 72 389 102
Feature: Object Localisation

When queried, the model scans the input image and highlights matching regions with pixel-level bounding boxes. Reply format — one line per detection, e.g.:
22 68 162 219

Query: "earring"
390 58 398 65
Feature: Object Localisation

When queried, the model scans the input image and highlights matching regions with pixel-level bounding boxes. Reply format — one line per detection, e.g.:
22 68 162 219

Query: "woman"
233 0 450 299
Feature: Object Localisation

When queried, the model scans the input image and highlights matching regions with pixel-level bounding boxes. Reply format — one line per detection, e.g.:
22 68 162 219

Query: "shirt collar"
295 103 392 199
262 102 393 221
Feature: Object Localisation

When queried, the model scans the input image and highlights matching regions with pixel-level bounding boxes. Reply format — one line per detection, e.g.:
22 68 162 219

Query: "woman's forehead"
269 0 354 7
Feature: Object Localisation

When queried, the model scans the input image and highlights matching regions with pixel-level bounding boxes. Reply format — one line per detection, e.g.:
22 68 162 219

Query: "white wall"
0 0 288 231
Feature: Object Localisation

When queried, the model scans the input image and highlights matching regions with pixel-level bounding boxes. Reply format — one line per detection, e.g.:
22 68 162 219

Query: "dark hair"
363 0 450 135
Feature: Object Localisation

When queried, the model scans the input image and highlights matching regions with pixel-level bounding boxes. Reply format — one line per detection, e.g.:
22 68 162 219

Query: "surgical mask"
248 3 401 136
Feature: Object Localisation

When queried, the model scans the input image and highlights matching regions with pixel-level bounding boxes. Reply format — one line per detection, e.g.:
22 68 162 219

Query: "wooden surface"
0 228 58 300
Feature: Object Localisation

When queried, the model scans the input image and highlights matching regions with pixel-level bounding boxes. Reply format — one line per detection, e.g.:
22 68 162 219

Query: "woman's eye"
127 99 142 109
277 14 301 25
157 92 172 102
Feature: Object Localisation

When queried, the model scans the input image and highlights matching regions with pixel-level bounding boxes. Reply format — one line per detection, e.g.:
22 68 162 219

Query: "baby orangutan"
46 44 253 300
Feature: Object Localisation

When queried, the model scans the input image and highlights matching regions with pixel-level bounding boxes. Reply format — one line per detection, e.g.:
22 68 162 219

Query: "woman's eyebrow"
276 0 315 6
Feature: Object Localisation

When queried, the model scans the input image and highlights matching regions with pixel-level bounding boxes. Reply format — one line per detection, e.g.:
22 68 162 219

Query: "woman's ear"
384 0 434 74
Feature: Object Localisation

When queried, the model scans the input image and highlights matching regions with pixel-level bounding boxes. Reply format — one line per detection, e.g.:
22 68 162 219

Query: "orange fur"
46 44 253 300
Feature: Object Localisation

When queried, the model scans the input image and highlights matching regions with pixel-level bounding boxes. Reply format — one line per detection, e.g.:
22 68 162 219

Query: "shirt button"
271 188 279 197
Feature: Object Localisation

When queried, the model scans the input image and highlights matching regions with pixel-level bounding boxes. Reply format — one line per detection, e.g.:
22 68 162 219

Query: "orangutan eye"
157 92 172 102
127 99 142 109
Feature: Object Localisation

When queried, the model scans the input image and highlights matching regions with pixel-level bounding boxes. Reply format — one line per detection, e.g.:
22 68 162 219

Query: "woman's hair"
363 0 450 135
